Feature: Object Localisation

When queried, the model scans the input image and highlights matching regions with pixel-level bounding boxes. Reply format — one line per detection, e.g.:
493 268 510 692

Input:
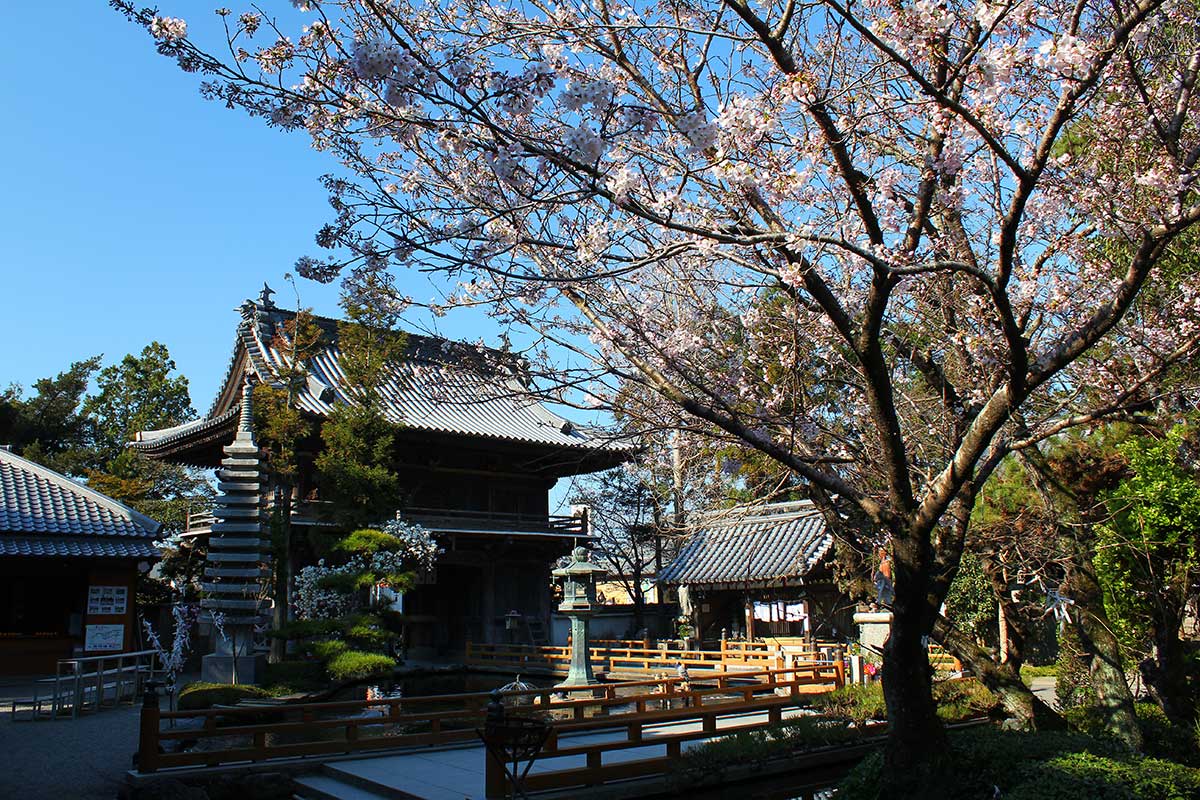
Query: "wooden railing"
928 643 963 672
465 640 845 674
136 666 843 774
485 665 847 798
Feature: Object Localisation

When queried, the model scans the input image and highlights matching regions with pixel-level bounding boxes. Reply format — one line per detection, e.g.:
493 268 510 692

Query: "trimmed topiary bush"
178 682 272 710
325 650 395 682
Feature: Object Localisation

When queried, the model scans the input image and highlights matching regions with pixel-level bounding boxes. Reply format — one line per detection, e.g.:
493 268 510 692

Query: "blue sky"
0 3 486 413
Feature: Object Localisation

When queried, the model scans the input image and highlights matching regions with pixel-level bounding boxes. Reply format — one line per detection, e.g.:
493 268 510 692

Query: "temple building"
132 293 628 657
658 500 851 642
0 447 161 673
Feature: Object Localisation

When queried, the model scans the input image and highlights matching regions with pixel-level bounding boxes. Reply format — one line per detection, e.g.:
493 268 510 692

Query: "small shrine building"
132 293 628 656
0 447 162 673
658 500 851 642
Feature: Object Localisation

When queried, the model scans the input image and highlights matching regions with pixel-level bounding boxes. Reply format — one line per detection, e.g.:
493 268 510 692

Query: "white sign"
87 585 128 616
84 624 125 652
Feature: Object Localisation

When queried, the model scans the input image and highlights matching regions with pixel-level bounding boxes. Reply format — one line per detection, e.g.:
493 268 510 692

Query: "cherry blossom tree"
116 0 1200 785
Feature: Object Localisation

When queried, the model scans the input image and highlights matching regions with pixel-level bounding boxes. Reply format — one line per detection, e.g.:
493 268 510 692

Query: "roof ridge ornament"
258 282 277 309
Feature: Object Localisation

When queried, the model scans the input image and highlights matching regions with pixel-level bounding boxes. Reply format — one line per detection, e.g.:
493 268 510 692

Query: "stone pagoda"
200 377 271 683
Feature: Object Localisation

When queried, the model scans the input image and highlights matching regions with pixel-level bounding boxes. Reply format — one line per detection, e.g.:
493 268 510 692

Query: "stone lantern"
552 546 606 687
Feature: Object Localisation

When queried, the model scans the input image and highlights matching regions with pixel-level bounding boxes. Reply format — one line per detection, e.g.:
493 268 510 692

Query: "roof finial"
259 282 276 308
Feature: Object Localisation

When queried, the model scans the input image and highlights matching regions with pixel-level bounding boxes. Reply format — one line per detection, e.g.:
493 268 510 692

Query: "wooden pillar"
482 562 497 645
745 595 755 641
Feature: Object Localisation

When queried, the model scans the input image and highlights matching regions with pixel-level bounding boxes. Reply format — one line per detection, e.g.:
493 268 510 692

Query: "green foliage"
0 356 101 474
943 550 999 648
674 716 872 778
1021 664 1060 684
0 345 210 537
1096 426 1200 657
1066 703 1200 767
1056 622 1098 710
272 618 343 640
84 342 193 464
253 309 321 482
837 727 1200 800
314 403 402 529
811 683 888 726
325 650 396 682
310 639 349 661
933 678 1002 721
336 528 406 554
178 682 271 710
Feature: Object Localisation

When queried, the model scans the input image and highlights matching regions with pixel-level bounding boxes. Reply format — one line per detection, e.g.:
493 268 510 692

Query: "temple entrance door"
435 564 484 653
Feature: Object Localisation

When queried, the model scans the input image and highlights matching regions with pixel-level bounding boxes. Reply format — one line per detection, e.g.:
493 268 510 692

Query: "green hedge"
836 727 1200 799
177 682 271 710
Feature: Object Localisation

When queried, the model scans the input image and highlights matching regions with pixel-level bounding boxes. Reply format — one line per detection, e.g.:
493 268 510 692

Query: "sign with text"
84 624 125 652
87 585 128 616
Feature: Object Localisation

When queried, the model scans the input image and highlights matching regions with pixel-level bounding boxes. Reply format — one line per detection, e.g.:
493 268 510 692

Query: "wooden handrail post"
484 745 507 799
137 683 161 773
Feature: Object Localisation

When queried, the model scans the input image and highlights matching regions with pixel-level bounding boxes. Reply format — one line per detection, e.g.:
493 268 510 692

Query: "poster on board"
87 586 128 616
84 624 125 652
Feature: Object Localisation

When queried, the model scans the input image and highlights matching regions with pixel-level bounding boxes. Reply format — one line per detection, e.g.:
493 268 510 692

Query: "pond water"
673 765 844 800
350 669 556 701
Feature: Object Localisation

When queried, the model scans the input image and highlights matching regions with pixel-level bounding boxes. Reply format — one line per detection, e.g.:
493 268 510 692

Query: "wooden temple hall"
132 292 628 656
658 501 852 642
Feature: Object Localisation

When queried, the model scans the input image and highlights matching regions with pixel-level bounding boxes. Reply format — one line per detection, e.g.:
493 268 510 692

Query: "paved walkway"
0 673 199 800
0 679 141 800
1030 677 1058 709
296 706 807 800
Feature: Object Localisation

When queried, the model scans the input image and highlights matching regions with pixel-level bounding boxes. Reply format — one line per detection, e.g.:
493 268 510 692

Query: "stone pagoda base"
201 651 268 684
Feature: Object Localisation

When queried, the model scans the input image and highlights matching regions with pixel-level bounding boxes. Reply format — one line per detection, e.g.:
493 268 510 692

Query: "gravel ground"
0 680 145 800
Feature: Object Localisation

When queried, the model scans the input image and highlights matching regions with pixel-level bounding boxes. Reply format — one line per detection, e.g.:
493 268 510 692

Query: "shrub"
1067 703 1200 767
674 716 874 780
178 682 271 710
933 677 1001 721
325 650 395 682
310 639 349 661
811 683 887 726
836 726 1200 800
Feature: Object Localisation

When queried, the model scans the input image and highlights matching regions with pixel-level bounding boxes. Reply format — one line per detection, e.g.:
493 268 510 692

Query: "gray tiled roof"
658 501 832 587
135 301 627 457
0 448 162 559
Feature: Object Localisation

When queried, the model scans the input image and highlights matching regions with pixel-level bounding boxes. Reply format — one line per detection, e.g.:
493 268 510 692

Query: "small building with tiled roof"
134 290 631 656
658 501 850 642
0 447 161 673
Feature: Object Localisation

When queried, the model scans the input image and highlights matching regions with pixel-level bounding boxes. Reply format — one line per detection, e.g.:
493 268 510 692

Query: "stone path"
294 706 807 800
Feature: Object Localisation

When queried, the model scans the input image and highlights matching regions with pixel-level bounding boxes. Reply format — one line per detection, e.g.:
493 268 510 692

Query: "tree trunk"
934 615 1064 730
881 539 946 795
1141 607 1195 725
1064 539 1143 751
270 483 293 663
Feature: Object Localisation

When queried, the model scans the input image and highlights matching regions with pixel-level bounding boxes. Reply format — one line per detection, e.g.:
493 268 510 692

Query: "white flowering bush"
381 516 439 571
293 515 438 621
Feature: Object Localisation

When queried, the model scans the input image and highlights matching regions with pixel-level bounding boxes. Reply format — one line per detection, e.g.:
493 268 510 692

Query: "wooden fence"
135 665 843 774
